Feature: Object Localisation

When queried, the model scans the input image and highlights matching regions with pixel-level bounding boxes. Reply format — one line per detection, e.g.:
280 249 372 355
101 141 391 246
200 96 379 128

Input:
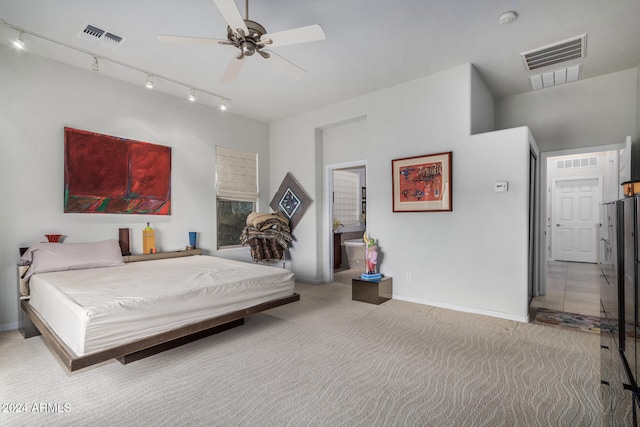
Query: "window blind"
215 145 258 201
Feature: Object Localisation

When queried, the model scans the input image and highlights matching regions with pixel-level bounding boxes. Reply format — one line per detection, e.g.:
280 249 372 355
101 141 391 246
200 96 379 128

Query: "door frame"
550 175 603 263
539 143 625 296
324 160 367 283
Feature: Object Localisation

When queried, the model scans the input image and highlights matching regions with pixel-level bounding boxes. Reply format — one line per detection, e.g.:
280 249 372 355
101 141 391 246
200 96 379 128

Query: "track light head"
13 31 25 50
220 99 227 111
188 88 196 102
92 56 99 71
146 74 154 89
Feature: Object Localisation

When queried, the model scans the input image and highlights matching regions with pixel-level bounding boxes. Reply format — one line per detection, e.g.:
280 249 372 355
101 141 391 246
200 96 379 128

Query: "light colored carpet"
0 281 602 426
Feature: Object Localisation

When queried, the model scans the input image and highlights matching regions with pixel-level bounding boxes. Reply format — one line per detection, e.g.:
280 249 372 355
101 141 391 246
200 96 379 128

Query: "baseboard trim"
393 295 529 323
0 322 19 332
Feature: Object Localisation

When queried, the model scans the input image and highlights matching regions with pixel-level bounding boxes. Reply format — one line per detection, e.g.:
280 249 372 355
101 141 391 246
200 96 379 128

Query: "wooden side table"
352 276 392 304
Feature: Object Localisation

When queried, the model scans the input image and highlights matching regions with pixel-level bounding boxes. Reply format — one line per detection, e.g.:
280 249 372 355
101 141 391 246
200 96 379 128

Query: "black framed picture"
270 172 313 230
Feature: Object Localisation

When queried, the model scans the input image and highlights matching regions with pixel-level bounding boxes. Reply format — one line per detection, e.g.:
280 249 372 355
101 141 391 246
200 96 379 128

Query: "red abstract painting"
397 161 444 202
64 127 171 214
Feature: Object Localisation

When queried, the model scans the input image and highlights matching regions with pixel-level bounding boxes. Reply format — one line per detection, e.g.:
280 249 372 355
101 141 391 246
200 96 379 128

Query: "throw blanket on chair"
240 211 293 261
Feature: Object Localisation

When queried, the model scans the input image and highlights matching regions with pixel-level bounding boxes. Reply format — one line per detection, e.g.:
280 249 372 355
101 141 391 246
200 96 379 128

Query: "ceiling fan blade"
263 24 326 48
213 0 248 34
262 50 306 80
221 57 245 83
157 35 228 45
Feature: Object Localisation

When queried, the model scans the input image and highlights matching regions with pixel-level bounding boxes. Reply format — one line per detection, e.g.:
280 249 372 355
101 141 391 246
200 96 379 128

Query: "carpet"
533 307 601 334
0 282 602 426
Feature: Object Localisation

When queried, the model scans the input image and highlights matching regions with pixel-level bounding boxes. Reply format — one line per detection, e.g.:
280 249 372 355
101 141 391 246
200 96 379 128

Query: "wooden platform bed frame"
19 250 299 371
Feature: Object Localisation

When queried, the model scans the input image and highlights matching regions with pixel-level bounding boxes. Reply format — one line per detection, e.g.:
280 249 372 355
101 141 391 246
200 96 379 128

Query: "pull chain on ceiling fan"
157 0 326 82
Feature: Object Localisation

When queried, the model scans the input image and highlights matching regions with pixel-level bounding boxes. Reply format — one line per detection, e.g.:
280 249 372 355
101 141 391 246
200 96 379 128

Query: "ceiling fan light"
240 41 254 56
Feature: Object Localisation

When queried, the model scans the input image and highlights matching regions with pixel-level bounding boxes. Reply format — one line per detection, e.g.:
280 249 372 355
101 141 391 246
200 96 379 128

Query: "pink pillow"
21 239 124 280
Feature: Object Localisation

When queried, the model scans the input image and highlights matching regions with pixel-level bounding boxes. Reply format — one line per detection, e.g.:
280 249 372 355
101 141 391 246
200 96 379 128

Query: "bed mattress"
27 255 295 356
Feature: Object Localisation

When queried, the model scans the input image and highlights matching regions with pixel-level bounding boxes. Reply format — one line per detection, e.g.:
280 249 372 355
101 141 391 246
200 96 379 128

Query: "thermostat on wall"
494 181 508 192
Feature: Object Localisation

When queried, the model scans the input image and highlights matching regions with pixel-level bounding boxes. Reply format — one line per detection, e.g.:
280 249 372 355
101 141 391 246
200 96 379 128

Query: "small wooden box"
352 276 392 305
622 181 640 197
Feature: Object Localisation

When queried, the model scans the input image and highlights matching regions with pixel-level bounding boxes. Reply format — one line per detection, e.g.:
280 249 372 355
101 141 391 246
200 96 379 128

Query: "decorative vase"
142 223 155 254
118 228 131 255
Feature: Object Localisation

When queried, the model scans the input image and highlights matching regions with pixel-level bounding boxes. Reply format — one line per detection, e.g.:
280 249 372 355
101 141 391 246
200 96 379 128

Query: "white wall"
0 46 269 329
496 69 637 153
322 116 368 165
470 65 495 135
271 63 535 321
322 118 368 234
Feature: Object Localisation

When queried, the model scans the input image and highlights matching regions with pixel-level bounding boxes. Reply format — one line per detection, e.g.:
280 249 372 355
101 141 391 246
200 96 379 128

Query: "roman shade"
215 145 258 201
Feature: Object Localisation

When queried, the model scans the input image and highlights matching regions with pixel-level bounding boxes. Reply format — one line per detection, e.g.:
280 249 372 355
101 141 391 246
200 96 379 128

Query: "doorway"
324 161 367 283
545 149 619 265
536 143 626 316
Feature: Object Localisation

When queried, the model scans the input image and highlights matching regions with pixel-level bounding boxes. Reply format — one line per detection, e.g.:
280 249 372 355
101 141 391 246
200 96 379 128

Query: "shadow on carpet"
533 307 600 334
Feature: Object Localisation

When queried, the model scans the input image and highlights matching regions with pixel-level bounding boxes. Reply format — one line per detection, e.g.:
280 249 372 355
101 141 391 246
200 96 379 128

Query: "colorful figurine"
363 231 378 274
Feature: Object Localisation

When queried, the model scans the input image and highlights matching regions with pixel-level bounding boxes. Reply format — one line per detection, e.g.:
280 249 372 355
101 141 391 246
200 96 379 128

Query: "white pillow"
21 239 124 281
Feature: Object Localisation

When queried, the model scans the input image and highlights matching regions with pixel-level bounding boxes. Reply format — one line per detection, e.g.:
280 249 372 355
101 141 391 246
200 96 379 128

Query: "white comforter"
28 256 295 356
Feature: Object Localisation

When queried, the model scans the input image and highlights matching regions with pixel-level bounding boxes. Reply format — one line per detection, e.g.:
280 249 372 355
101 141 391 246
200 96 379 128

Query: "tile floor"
530 261 601 318
335 261 602 320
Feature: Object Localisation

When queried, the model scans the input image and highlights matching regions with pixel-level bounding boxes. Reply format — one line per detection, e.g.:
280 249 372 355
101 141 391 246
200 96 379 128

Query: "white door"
552 178 600 263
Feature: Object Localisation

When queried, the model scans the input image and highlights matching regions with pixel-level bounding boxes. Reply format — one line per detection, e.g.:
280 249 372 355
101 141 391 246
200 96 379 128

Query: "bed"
18 240 298 371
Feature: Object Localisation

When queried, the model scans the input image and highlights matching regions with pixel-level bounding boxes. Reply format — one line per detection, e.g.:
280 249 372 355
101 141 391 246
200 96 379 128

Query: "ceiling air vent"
520 34 586 71
77 24 126 49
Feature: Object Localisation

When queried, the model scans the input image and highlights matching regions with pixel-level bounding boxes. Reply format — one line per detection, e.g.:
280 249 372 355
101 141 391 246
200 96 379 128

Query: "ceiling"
2 0 640 123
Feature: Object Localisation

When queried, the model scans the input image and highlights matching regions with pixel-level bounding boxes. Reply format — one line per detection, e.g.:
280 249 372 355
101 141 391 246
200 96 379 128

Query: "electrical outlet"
406 272 412 282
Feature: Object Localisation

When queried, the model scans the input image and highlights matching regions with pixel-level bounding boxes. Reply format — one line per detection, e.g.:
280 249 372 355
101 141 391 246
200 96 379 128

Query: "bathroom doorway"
325 161 367 283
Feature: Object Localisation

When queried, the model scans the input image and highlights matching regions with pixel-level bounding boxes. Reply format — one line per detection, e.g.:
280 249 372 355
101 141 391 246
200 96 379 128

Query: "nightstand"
352 276 392 304
17 263 40 338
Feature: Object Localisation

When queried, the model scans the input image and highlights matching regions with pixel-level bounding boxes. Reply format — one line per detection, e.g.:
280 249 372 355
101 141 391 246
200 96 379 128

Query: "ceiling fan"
157 0 326 82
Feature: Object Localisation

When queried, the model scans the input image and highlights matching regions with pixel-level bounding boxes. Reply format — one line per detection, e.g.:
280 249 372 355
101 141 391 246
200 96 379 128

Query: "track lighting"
3 21 230 108
13 31 25 50
220 99 227 111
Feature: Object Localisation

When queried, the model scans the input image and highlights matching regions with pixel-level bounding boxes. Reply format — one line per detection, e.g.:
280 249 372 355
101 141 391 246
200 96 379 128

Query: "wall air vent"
520 34 586 71
77 24 126 49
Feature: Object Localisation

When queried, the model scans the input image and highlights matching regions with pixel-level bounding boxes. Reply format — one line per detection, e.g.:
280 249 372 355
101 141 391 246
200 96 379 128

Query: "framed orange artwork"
392 151 452 212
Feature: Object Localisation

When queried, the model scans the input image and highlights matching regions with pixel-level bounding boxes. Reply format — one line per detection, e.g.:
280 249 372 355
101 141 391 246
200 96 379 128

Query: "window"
217 200 254 247
333 170 361 226
216 146 258 248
